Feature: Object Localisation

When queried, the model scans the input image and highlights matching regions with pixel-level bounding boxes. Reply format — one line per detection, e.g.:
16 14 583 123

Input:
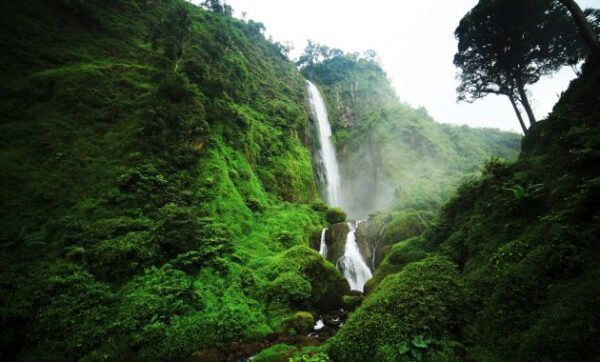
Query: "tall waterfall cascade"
308 80 372 292
307 81 341 207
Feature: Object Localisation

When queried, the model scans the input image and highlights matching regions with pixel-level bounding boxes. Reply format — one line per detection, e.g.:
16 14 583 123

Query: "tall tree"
454 0 587 131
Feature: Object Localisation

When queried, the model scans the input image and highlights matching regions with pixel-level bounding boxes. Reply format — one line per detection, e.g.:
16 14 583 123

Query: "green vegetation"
328 56 600 361
328 256 466 362
2 0 596 360
0 1 340 360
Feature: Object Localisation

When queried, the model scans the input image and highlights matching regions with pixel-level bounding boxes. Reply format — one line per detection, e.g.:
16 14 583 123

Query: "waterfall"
308 80 371 292
307 81 341 206
318 228 328 258
336 221 372 292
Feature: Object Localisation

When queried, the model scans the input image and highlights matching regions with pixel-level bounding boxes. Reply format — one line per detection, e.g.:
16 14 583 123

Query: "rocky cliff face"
356 218 387 270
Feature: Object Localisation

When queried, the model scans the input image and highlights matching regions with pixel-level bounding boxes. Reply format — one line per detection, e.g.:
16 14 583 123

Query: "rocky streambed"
186 309 354 362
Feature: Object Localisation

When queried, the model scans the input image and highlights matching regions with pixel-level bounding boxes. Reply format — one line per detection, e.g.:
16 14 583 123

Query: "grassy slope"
328 60 600 361
0 1 347 360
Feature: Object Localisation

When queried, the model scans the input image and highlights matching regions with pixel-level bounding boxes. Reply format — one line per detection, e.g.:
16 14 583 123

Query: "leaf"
412 335 429 349
398 341 410 354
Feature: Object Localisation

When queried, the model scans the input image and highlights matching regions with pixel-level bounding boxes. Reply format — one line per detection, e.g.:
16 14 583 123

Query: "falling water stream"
307 81 372 292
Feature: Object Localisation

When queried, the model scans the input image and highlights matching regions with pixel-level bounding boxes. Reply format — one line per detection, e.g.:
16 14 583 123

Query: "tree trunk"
515 78 537 126
508 94 528 134
559 0 600 59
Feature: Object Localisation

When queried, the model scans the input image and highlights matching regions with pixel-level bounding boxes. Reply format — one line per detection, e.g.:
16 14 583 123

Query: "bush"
325 208 346 224
327 256 466 362
87 231 158 280
153 203 202 256
267 272 312 306
24 263 114 361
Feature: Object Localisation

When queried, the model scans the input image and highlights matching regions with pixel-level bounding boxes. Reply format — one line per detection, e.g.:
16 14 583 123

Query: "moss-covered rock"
325 208 347 224
288 311 315 334
324 223 349 264
327 256 466 362
363 236 428 294
253 344 298 362
261 246 350 311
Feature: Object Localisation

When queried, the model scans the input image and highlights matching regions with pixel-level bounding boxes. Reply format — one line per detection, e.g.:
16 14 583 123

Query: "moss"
327 256 466 362
325 207 347 224
260 246 350 311
288 311 315 334
253 344 299 362
363 236 428 294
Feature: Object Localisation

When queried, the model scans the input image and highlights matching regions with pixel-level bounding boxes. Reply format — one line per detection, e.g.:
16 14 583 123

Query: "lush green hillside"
327 59 600 361
0 1 548 361
303 51 521 219
0 1 347 360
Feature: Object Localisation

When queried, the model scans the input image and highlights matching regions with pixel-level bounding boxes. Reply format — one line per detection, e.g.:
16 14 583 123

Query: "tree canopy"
454 0 596 132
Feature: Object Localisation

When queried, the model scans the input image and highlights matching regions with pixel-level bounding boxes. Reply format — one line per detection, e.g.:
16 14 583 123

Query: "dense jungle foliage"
0 1 345 360
327 59 600 361
1 0 594 361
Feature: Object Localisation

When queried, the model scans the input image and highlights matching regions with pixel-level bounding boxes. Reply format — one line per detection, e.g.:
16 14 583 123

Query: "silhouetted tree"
558 0 600 58
454 0 588 131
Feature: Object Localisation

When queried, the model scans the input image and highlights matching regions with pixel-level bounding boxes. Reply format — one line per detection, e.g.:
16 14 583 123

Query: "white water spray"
307 81 341 207
336 221 372 292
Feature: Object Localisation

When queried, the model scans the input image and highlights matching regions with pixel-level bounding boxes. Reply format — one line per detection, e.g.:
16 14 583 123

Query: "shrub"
153 203 202 256
267 272 312 306
87 231 159 280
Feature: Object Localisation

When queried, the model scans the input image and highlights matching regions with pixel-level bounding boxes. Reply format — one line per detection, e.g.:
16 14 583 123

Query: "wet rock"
309 228 323 251
323 314 343 327
324 222 349 264
186 349 222 362
356 218 386 269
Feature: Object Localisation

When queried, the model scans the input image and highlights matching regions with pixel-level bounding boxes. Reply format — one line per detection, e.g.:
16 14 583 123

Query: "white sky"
220 0 599 133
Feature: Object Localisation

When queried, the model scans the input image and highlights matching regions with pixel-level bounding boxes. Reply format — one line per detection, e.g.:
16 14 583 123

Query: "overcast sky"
216 0 599 133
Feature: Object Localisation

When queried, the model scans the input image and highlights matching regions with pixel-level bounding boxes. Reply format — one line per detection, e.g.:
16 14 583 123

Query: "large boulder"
324 222 349 264
355 210 430 271
356 218 386 270
261 246 350 311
